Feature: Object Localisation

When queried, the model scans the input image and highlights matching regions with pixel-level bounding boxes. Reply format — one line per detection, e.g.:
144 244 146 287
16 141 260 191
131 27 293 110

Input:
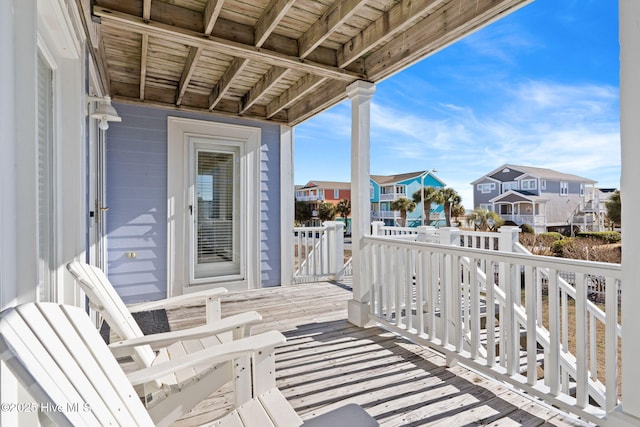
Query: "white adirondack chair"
0 303 379 427
66 261 262 425
0 303 286 427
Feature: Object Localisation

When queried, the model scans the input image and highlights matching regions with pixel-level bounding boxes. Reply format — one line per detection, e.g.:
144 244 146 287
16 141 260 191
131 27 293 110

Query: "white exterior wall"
1 0 89 424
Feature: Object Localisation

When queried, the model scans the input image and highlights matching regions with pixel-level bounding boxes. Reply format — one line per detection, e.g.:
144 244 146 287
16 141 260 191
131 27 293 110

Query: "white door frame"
167 117 261 296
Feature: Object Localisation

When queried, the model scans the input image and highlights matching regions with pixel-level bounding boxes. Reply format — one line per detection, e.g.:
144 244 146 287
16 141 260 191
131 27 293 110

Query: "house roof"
302 180 351 190
371 170 426 185
472 164 597 185
86 0 530 126
489 190 548 204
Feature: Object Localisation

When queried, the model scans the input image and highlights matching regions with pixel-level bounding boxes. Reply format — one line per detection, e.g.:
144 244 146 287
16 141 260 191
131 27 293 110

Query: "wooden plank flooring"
165 281 591 427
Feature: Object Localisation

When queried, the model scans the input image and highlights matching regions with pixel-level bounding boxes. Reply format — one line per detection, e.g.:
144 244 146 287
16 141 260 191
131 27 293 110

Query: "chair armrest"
126 330 286 386
127 287 228 312
108 310 262 356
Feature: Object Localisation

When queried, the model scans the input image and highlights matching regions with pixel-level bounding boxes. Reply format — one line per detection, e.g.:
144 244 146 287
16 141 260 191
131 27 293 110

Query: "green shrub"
575 231 621 244
540 232 564 241
551 238 569 256
519 223 534 234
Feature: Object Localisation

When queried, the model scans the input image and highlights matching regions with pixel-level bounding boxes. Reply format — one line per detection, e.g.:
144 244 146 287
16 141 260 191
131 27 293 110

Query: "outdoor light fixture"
89 95 121 130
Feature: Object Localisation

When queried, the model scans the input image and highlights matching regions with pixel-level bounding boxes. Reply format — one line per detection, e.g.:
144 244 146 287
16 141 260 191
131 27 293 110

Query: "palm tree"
390 197 416 227
465 208 503 231
436 187 462 227
412 186 439 225
317 202 337 222
336 198 351 219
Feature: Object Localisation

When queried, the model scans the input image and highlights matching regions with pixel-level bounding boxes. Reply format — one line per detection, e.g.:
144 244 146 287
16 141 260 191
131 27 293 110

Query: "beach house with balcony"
472 164 598 233
4 1 640 426
370 170 445 226
295 180 351 225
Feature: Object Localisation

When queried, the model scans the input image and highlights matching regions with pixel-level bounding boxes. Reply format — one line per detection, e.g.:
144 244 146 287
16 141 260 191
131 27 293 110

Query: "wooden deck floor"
168 281 591 427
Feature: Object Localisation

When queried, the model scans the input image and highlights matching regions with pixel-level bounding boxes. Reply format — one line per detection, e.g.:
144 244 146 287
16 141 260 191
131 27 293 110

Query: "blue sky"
294 0 620 209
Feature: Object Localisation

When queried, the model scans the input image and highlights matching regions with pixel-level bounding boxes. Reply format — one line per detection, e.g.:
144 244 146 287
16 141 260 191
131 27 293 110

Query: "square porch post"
619 0 640 423
346 80 375 327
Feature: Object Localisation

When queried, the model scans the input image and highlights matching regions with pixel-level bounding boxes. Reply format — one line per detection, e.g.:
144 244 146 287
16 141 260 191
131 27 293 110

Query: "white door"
190 140 242 282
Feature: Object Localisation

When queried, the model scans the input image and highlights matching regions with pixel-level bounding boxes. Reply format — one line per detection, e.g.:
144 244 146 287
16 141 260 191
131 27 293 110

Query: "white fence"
293 222 344 283
363 225 622 425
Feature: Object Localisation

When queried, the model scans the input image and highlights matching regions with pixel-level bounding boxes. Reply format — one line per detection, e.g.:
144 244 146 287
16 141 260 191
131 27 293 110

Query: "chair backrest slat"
0 303 154 426
67 261 156 367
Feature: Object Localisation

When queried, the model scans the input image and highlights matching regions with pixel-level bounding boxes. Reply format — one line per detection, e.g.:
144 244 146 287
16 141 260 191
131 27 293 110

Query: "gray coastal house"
471 164 598 233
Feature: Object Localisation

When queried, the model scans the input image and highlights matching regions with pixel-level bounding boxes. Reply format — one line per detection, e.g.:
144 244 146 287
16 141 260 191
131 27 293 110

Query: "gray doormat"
99 309 170 344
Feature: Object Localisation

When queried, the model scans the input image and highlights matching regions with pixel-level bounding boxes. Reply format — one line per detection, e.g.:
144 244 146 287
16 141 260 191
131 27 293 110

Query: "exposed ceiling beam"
298 0 369 59
93 6 363 82
364 0 529 80
337 0 447 68
142 0 151 20
240 66 289 114
177 47 202 105
255 0 297 48
139 34 149 100
203 0 226 35
266 74 327 118
209 57 250 110
286 80 349 125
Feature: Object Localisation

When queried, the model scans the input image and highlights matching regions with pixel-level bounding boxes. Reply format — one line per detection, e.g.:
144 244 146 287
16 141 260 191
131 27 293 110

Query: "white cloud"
364 80 620 207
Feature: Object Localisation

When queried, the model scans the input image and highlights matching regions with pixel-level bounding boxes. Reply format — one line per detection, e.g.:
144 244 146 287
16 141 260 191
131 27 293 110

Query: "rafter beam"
93 6 363 82
337 0 447 68
176 47 202 105
298 0 368 59
142 0 151 20
364 0 530 80
240 66 289 114
139 34 149 99
266 74 327 118
209 57 250 110
255 0 297 47
203 0 225 35
286 80 349 125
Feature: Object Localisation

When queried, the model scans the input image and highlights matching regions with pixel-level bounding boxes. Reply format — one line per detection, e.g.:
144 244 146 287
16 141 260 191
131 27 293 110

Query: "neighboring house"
370 171 445 227
471 164 599 233
296 180 351 225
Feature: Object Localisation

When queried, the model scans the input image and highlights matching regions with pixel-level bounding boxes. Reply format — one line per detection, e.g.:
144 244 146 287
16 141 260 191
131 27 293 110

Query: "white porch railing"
293 222 344 283
363 225 622 425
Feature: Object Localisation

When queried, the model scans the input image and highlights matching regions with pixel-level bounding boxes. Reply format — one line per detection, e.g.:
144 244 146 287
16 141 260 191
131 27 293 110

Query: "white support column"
618 1 640 423
280 125 295 285
346 80 375 327
498 226 520 253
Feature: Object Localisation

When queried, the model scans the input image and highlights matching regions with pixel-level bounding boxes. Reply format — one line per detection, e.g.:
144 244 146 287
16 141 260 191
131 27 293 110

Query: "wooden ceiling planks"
90 0 532 125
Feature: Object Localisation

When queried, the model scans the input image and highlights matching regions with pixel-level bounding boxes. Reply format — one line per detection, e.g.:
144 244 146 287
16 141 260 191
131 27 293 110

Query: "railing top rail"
363 235 622 276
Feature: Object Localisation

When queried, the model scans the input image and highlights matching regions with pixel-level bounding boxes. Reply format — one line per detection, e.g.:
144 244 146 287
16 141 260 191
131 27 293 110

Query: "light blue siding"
107 103 282 303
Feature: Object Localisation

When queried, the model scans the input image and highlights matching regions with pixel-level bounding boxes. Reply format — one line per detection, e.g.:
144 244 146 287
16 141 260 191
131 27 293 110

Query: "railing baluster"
440 252 449 346
486 261 496 368
504 262 518 376
561 286 570 394
452 254 463 353
525 265 537 386
548 269 561 396
470 257 480 361
575 272 588 408
416 249 425 335
428 250 437 340
605 276 619 413
590 311 597 381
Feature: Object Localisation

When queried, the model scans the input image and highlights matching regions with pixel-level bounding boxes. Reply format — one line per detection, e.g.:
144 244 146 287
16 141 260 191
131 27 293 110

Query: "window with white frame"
541 179 546 190
334 188 340 199
480 203 492 211
560 181 569 196
477 183 496 193
521 179 537 190
502 181 518 192
370 184 374 199
396 185 406 195
580 183 585 196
